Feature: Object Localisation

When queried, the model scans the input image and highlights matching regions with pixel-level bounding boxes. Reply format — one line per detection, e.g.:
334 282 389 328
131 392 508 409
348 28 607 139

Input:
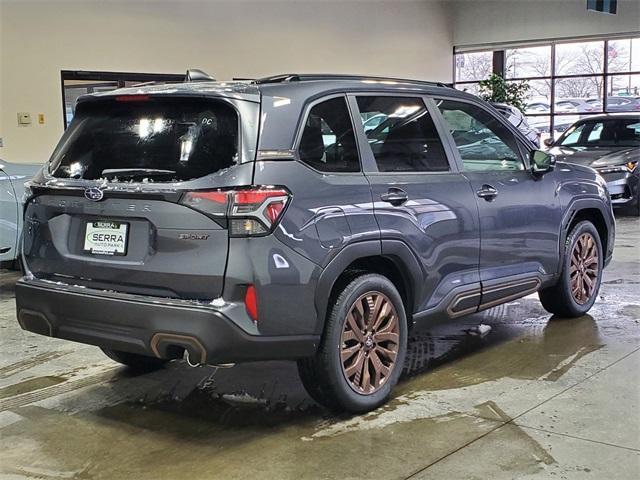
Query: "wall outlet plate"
17 112 32 125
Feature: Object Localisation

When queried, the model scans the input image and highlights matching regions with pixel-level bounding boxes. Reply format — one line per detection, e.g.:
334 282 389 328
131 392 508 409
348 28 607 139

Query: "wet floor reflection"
67 295 605 430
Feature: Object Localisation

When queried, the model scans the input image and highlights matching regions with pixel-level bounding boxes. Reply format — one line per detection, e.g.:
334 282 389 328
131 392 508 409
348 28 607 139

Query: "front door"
349 94 481 317
433 98 562 293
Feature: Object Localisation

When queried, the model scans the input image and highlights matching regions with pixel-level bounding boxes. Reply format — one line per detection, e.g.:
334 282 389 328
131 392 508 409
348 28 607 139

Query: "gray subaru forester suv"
16 73 615 412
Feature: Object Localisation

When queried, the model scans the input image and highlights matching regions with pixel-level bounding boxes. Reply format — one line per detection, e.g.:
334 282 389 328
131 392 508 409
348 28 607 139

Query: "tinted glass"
557 118 640 147
436 99 524 171
50 98 238 182
298 97 359 172
356 96 449 172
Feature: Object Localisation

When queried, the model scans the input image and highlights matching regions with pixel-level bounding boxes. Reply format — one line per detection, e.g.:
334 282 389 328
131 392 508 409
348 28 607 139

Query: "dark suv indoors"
16 72 615 412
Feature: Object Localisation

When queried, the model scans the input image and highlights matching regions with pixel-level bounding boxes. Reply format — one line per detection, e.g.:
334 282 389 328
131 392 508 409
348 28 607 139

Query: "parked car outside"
555 98 598 114
587 97 640 113
15 73 615 412
490 102 540 146
0 159 41 267
526 99 596 114
605 97 640 113
546 114 640 215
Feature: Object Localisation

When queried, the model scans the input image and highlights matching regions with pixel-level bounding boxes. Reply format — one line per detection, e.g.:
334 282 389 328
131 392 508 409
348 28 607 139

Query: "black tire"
538 220 603 318
297 273 408 413
101 348 168 372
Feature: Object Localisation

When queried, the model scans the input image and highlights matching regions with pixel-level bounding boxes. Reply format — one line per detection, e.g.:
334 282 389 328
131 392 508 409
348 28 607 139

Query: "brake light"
245 285 258 322
180 187 290 236
115 95 150 102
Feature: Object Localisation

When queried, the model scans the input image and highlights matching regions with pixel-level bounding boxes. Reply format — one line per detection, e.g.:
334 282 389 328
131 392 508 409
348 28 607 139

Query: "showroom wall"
452 0 640 48
0 0 453 164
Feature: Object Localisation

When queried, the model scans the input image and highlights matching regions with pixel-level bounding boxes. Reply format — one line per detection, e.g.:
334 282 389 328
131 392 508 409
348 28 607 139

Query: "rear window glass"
49 97 239 182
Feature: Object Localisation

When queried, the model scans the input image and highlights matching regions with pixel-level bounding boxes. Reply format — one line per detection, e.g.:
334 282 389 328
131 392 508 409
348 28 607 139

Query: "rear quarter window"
49 97 239 182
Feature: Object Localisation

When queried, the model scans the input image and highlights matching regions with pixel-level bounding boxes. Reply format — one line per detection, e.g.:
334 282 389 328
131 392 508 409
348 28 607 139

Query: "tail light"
180 186 290 237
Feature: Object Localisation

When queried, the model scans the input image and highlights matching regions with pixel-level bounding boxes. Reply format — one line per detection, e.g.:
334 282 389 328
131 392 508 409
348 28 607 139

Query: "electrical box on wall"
17 112 31 125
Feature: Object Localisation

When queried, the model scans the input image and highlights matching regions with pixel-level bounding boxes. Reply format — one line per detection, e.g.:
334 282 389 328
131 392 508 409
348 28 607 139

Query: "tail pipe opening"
150 333 207 365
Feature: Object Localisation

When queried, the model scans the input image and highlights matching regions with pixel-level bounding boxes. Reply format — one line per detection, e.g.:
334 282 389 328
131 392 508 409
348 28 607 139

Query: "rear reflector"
245 285 258 322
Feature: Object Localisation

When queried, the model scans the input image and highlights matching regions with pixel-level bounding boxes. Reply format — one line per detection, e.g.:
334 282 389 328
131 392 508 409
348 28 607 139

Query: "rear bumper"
15 279 319 364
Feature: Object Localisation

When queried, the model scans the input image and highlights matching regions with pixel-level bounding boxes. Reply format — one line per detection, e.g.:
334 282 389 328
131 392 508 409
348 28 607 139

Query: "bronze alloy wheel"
340 291 400 395
570 232 599 305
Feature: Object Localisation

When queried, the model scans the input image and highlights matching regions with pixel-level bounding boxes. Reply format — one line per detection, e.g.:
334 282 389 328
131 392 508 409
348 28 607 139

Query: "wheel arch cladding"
567 208 609 257
314 242 419 335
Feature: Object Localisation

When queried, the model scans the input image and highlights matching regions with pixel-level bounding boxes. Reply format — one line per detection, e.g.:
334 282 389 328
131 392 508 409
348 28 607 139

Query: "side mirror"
530 150 556 175
543 138 554 147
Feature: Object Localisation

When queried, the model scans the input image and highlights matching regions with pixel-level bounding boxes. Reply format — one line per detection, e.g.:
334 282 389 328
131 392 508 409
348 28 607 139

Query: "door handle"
476 184 498 200
380 188 408 206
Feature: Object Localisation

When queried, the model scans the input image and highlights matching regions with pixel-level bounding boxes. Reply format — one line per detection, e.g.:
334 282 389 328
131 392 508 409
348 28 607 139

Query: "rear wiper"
101 168 176 178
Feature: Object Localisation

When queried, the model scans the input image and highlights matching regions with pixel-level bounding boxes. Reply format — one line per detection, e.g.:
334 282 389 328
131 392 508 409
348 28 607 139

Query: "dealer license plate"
83 221 128 256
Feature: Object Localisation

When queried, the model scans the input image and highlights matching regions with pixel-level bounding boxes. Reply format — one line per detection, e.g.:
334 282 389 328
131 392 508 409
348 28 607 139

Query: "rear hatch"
23 93 259 300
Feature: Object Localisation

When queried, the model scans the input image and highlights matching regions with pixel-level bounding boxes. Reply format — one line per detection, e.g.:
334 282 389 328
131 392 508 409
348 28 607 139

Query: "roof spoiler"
185 69 216 82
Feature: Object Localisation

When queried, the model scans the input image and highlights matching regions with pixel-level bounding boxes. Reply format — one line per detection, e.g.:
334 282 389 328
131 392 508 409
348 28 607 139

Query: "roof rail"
254 73 451 88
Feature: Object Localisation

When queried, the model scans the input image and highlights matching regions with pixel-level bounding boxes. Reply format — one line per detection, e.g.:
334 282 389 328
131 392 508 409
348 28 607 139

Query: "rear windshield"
49 97 239 182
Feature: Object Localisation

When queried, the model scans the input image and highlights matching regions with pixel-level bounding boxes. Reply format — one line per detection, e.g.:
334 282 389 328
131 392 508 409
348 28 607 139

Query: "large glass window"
506 46 552 78
608 38 640 73
298 97 360 173
355 96 449 172
454 36 640 143
455 51 493 82
454 50 493 96
436 99 524 172
555 41 605 76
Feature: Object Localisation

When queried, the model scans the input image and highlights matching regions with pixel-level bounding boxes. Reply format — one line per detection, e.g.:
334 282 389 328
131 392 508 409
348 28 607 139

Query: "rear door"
433 97 561 291
23 95 258 300
349 94 481 317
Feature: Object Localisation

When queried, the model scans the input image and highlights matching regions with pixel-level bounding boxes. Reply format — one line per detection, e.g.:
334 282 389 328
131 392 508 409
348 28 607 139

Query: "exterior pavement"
0 217 638 480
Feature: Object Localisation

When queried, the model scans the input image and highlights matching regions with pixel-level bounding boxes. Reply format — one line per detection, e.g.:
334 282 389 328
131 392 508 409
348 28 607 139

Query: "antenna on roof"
185 69 216 82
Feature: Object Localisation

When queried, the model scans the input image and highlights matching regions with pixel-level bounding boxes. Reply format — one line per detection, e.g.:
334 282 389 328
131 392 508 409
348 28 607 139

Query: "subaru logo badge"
84 187 104 202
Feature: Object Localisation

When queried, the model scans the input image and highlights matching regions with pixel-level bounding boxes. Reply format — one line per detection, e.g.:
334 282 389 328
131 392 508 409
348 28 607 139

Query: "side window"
562 123 586 145
436 99 524 172
586 122 604 143
298 97 360 172
355 96 450 172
